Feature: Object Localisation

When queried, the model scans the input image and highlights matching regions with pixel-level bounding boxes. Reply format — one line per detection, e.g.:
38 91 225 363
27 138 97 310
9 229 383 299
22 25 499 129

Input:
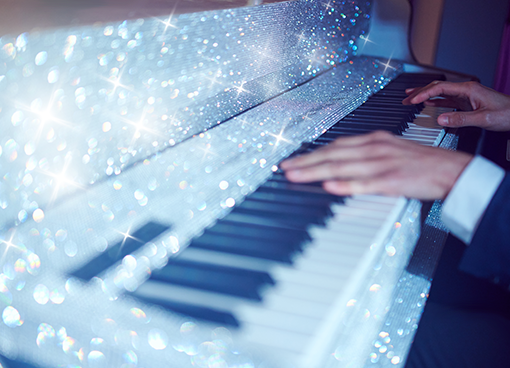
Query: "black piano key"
341 116 409 126
345 114 408 124
269 173 324 188
361 101 422 112
70 221 171 281
347 110 414 121
189 232 301 262
341 115 409 130
134 296 240 327
366 96 409 103
249 189 342 207
260 180 335 196
150 259 274 300
222 210 300 229
210 221 312 242
237 199 332 219
326 125 401 135
231 206 327 227
332 119 407 130
355 104 416 113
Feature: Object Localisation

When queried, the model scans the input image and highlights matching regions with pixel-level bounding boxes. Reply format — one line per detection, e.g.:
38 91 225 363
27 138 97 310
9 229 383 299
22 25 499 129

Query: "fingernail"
438 115 449 125
405 87 415 93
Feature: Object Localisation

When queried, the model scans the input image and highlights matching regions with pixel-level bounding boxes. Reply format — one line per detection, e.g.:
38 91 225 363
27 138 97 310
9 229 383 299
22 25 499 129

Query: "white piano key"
405 127 442 137
239 323 311 353
175 247 275 272
316 222 379 237
254 293 331 319
326 214 386 229
306 232 375 254
351 194 401 204
236 306 320 336
331 204 392 219
271 266 349 291
270 282 341 305
290 252 361 277
342 199 397 212
133 279 247 312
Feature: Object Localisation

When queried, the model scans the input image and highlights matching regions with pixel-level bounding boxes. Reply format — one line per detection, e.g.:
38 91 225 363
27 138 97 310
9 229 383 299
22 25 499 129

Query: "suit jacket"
460 173 510 288
458 130 510 289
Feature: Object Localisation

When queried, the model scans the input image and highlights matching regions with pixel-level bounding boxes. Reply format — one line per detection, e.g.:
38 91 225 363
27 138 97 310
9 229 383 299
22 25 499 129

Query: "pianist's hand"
402 81 510 131
280 131 473 200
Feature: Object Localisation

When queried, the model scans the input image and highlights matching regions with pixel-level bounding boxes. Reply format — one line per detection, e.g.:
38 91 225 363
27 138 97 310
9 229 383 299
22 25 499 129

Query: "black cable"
407 0 419 63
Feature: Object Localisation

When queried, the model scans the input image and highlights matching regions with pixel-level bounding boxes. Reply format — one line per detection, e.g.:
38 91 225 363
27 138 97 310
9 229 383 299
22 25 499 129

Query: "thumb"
437 111 485 128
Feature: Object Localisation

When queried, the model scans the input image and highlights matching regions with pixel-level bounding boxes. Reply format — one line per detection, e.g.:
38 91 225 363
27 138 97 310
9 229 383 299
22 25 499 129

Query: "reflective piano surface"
0 1 472 367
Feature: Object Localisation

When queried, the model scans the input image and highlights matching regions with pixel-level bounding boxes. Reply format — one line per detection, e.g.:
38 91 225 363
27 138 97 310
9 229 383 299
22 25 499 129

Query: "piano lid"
0 0 387 226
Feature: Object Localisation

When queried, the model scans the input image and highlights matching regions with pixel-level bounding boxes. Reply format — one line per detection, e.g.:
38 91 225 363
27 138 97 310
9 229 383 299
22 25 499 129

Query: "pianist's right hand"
403 80 510 131
280 131 473 200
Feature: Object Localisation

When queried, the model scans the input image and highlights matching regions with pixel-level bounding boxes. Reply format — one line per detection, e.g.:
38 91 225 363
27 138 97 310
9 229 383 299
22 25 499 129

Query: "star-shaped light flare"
103 67 133 96
196 142 217 160
10 88 73 146
113 226 143 256
379 56 397 74
238 117 255 129
118 112 166 144
268 126 293 152
42 156 86 207
232 80 251 98
359 34 375 48
301 111 314 122
202 70 223 89
0 231 24 264
155 4 179 34
323 0 334 10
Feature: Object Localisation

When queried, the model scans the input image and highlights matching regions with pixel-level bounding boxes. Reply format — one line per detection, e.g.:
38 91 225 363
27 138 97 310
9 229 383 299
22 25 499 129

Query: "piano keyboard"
0 66 454 368
81 73 451 367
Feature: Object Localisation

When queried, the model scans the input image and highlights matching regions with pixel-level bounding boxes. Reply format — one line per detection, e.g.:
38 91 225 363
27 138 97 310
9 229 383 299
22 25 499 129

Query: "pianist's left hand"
280 131 473 200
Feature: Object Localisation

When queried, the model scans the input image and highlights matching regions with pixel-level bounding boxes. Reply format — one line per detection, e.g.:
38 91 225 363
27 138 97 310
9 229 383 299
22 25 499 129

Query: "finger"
323 174 450 199
405 87 418 95
280 131 392 170
280 132 399 171
437 110 487 128
402 81 469 106
322 176 395 196
284 158 398 183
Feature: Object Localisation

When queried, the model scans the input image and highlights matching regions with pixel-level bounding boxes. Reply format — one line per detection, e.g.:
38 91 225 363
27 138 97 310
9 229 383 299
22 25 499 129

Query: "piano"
0 1 476 367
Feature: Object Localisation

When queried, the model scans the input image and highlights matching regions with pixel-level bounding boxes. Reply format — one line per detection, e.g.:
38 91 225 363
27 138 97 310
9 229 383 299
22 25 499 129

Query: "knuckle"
371 130 393 140
465 81 481 94
465 81 478 89
371 142 391 156
452 113 466 126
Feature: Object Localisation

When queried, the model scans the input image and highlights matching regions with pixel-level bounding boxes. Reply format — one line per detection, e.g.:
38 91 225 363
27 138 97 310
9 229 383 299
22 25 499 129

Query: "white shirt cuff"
441 156 506 244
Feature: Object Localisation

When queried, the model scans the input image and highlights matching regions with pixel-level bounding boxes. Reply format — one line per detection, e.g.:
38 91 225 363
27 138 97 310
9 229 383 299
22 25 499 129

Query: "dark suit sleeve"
459 173 510 288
